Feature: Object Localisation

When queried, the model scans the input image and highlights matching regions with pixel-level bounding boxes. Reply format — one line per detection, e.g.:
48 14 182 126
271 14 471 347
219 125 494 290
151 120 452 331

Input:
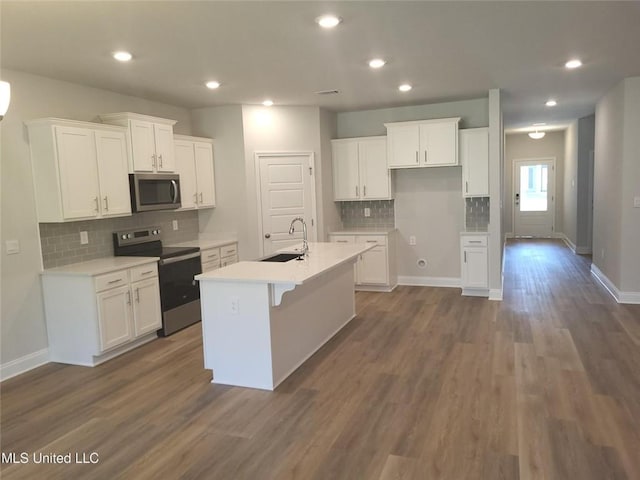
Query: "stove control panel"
114 226 162 247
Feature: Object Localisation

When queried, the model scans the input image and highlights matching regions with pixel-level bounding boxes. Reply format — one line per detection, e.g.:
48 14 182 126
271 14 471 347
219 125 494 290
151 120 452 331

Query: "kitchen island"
195 242 373 390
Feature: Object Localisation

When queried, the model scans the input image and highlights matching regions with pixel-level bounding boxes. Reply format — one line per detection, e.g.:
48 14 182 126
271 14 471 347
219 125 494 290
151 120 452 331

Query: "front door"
514 159 555 237
257 153 316 256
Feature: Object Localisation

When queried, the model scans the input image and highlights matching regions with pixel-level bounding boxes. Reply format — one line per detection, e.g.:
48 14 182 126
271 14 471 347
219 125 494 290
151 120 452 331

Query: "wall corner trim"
0 349 50 382
591 264 640 305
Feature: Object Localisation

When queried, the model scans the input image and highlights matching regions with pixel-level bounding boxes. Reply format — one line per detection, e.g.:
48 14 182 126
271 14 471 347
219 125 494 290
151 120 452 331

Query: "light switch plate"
80 231 89 245
5 240 20 255
634 196 640 208
409 235 416 246
364 208 371 217
172 220 178 230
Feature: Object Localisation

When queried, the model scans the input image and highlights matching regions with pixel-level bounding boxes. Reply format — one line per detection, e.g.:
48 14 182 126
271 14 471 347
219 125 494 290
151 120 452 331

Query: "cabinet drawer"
329 235 356 244
201 247 221 263
95 270 128 292
202 260 221 273
221 255 238 267
357 235 387 246
461 235 488 247
129 263 158 283
220 244 237 258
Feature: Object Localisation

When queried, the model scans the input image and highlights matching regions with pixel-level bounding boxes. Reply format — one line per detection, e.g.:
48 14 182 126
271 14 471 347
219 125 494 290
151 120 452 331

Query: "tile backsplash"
340 200 395 229
465 197 490 231
40 210 199 269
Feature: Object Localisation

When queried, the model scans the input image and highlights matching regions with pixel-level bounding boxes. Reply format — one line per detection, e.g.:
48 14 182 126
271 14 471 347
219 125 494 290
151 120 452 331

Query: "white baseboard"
462 288 489 297
398 276 460 288
591 264 640 304
559 233 576 252
575 246 592 255
1 349 49 382
489 273 504 301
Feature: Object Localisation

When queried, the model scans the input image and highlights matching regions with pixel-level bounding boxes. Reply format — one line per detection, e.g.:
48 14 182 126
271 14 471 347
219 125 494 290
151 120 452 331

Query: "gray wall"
318 109 342 239
563 121 579 245
0 69 192 367
576 114 595 252
504 131 566 235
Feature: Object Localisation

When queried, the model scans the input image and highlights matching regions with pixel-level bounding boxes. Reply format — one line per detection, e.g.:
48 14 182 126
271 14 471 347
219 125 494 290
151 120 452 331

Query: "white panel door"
387 124 420 168
420 121 457 166
194 142 216 207
54 125 100 220
259 154 314 255
97 285 133 352
514 159 555 237
332 141 359 200
129 120 155 172
358 137 390 199
131 278 162 337
175 140 197 209
153 124 175 172
94 130 131 217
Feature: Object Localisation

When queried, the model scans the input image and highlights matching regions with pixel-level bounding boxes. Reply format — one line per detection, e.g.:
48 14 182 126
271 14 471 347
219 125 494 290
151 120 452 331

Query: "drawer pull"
108 279 123 284
140 270 154 275
468 240 482 244
207 254 218 259
366 240 378 243
336 240 348 243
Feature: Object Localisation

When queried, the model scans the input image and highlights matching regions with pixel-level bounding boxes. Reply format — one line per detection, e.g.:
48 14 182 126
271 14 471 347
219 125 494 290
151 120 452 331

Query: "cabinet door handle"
465 181 468 193
194 193 198 203
464 251 467 263
200 192 204 203
135 288 140 302
126 290 131 305
355 186 359 197
151 153 157 167
104 196 109 211
363 185 367 197
159 154 163 168
415 151 419 164
424 150 427 163
94 197 99 212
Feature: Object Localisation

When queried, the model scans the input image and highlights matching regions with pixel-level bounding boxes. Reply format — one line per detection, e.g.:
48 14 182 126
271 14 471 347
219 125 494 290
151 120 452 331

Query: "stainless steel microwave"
129 173 181 212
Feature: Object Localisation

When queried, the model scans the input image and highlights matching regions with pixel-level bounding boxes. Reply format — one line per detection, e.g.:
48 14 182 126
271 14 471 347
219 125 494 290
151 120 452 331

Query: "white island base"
197 243 370 390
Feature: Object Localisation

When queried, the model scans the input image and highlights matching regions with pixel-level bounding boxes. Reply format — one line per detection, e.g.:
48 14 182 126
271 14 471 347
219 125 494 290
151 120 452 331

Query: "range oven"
113 226 201 336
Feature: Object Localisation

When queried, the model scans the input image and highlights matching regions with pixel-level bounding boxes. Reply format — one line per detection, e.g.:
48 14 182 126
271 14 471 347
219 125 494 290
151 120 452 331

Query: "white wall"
563 121 579 245
576 114 595 251
318 109 342 240
504 131 566 235
0 69 192 368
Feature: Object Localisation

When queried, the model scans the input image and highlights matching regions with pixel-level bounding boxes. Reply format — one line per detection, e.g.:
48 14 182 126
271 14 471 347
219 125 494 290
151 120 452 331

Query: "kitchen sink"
260 253 302 262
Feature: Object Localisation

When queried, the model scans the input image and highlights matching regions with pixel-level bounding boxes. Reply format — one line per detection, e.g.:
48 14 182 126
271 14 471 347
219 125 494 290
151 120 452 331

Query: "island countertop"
195 242 372 286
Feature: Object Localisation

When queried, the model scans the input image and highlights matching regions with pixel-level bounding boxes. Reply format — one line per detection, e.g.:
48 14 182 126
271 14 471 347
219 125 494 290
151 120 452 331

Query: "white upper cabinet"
174 135 216 210
460 127 489 197
99 112 177 173
27 118 132 222
332 136 391 201
385 117 460 168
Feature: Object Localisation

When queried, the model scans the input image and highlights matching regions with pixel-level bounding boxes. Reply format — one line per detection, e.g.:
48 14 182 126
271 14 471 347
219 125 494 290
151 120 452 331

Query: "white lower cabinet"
42 260 161 366
460 234 489 296
200 242 238 272
329 232 397 291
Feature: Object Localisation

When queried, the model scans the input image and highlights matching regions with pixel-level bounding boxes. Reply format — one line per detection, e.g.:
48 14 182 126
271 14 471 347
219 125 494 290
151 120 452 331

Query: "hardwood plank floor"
1 239 639 479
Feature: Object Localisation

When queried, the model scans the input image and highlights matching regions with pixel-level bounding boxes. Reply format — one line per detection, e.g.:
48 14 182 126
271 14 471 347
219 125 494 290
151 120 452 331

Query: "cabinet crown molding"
25 117 127 132
98 112 177 126
331 135 386 143
384 116 461 128
173 134 214 143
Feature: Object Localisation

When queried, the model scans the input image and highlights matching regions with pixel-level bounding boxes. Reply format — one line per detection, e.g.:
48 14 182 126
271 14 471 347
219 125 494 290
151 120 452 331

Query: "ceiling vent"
315 89 340 95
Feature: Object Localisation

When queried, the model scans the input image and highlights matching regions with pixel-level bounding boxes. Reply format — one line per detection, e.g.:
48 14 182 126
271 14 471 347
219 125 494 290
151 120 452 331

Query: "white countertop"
42 256 159 276
168 237 237 250
329 227 397 235
196 242 373 285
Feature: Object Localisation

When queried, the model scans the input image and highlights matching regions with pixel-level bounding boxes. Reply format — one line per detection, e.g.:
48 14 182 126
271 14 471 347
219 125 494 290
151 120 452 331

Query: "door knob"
265 233 271 239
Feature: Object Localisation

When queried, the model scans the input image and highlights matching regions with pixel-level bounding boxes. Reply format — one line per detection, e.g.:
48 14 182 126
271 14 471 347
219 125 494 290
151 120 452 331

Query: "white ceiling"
2 1 639 130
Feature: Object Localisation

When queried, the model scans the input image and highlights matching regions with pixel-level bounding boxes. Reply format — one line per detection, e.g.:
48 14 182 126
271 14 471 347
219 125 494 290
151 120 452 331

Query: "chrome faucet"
288 217 308 258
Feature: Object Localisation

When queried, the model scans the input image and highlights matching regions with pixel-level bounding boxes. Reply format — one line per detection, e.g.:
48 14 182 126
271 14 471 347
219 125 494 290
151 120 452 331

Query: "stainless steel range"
113 226 202 336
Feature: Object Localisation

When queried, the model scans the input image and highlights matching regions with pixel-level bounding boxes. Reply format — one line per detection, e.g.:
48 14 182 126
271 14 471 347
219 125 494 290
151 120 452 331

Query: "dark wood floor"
1 239 639 479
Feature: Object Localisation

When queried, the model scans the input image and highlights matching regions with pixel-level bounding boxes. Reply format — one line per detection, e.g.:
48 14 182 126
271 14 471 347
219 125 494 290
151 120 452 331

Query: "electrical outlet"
364 207 371 217
409 235 416 246
634 196 640 208
230 296 240 315
172 220 178 230
5 240 20 255
80 231 89 245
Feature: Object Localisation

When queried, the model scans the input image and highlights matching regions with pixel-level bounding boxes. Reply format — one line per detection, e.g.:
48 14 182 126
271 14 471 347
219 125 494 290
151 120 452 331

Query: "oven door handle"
170 180 178 204
159 252 201 266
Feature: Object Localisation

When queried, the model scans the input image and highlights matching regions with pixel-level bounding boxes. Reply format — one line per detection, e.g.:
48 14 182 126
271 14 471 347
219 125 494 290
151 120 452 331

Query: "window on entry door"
520 164 548 212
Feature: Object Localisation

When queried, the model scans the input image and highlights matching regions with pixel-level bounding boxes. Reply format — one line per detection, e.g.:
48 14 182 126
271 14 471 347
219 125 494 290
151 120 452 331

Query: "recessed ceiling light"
368 59 386 69
398 84 412 92
316 15 341 29
262 100 274 107
113 51 132 62
565 59 582 69
528 131 546 140
545 99 557 107
205 81 220 89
